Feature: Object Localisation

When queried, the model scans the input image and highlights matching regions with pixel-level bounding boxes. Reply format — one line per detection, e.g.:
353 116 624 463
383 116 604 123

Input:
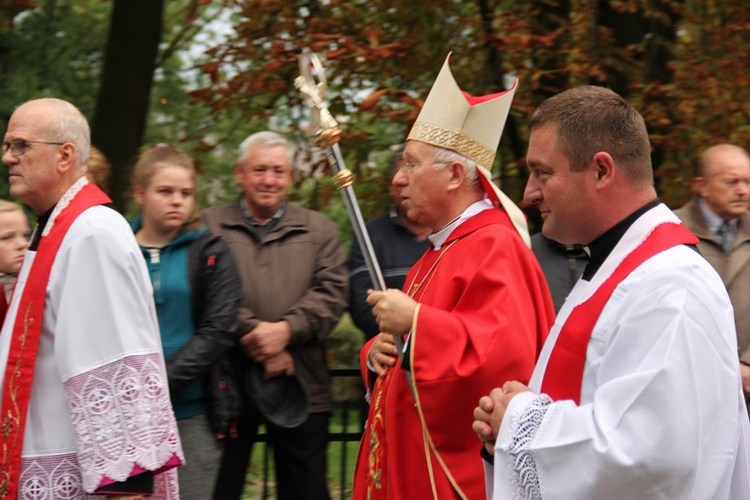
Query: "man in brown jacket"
202 131 348 499
674 144 750 412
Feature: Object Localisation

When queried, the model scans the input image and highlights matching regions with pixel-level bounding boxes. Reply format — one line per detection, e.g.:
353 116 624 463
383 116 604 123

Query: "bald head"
3 98 90 213
696 144 750 220
16 98 91 168
699 144 750 178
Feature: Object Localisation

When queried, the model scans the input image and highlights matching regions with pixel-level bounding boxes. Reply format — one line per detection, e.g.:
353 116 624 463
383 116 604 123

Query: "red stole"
540 222 698 404
0 182 111 498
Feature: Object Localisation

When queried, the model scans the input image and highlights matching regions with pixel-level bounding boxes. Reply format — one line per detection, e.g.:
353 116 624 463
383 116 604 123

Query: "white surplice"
489 204 750 499
0 180 183 499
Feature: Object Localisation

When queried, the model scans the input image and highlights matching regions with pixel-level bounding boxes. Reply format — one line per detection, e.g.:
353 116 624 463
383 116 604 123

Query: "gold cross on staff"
294 49 341 147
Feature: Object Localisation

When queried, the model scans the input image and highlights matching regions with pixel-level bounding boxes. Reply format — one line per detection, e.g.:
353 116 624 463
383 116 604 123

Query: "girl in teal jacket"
130 144 241 499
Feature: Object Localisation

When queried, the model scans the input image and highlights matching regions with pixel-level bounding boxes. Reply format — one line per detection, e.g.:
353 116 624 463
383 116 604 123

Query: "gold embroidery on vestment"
365 241 460 497
0 302 35 496
408 122 495 170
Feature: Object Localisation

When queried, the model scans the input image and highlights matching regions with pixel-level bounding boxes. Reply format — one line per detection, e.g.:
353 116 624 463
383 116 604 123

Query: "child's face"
0 211 29 274
136 165 195 234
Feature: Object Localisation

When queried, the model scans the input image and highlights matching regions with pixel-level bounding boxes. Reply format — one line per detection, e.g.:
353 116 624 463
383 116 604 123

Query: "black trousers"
212 405 330 500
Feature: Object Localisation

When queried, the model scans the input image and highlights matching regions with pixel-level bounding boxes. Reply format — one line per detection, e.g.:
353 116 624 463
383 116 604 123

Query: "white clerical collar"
697 197 737 233
428 198 493 250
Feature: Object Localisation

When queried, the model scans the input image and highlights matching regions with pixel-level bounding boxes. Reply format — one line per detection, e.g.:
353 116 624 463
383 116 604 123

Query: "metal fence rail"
250 368 364 499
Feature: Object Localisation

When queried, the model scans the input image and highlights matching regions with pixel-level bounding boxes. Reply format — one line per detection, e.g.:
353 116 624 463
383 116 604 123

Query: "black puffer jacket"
165 232 242 438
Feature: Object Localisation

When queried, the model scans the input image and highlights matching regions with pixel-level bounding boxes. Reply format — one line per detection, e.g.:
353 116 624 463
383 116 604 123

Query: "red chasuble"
352 209 555 500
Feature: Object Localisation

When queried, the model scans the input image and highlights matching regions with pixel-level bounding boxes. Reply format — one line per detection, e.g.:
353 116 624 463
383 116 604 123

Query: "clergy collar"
428 198 493 250
697 197 738 234
29 207 54 251
582 198 661 281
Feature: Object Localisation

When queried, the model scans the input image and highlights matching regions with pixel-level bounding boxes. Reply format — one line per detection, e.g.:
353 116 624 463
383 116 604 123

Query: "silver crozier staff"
294 49 413 378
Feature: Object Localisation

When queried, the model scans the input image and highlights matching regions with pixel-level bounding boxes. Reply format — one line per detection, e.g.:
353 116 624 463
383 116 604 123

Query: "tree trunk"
641 0 681 196
91 0 164 211
475 0 528 205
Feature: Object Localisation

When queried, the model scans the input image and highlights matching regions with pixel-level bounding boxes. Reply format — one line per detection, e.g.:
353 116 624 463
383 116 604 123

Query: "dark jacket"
348 209 429 339
201 200 348 413
531 232 589 313
167 231 243 437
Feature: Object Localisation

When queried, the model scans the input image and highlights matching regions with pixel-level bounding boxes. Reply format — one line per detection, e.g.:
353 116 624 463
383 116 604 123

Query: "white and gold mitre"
407 53 530 246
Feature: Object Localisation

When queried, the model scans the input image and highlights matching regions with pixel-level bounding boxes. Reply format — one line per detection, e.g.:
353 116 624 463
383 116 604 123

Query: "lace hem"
19 453 179 499
64 353 183 493
503 394 553 500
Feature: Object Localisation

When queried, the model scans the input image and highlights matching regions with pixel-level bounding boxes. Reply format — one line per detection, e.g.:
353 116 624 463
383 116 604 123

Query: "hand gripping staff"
294 49 416 394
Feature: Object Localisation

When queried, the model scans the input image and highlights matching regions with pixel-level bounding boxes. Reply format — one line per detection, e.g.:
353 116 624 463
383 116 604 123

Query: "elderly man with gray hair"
352 55 555 500
675 144 750 410
0 97 182 498
202 131 348 500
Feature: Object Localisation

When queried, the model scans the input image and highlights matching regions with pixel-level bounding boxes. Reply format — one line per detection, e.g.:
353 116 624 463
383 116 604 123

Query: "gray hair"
430 145 480 187
237 131 295 165
27 98 91 169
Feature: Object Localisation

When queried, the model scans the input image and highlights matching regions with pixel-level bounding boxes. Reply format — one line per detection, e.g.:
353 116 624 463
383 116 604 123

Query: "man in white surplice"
0 98 183 499
473 86 750 499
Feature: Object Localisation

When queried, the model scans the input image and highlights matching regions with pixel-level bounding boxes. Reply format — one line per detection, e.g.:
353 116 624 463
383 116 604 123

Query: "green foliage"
0 0 111 200
327 315 365 370
326 314 366 402
0 0 110 119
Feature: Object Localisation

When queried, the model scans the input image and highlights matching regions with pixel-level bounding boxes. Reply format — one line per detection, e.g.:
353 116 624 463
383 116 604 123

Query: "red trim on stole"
0 183 111 498
540 222 698 405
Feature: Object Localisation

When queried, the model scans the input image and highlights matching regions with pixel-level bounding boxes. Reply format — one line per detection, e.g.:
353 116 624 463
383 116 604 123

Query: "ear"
591 152 616 190
133 186 145 206
234 162 245 185
446 161 465 192
57 143 77 174
693 176 707 197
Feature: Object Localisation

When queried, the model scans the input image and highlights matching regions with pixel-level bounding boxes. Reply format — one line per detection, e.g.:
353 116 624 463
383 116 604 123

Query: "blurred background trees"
0 0 748 235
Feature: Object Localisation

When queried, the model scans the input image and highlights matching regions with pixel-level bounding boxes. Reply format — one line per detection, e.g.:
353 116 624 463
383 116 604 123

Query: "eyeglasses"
399 161 449 174
2 139 65 157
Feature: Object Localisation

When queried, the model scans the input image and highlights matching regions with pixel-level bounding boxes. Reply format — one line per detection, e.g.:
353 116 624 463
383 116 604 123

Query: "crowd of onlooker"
0 79 748 499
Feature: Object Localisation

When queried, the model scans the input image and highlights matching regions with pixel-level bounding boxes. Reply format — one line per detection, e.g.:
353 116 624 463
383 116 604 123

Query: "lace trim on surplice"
63 353 182 494
504 394 553 500
40 177 88 237
19 454 179 499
